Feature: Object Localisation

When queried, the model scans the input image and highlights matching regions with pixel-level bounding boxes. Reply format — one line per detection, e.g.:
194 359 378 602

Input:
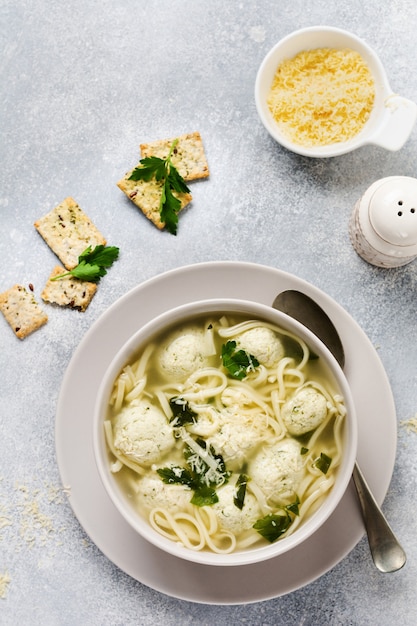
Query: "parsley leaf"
191 485 219 507
169 397 198 427
78 245 119 268
128 139 190 235
314 452 332 474
167 163 190 194
253 513 292 543
156 466 194 487
221 340 260 380
51 245 119 283
184 438 230 488
130 156 166 182
233 474 249 510
285 496 300 516
160 180 181 235
157 437 229 507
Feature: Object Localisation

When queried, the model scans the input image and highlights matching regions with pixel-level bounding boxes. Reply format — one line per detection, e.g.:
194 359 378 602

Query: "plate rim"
55 260 397 605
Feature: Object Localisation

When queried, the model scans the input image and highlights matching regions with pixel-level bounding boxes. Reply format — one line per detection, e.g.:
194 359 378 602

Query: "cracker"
34 197 107 270
117 174 192 230
140 132 209 181
41 266 97 312
0 285 48 339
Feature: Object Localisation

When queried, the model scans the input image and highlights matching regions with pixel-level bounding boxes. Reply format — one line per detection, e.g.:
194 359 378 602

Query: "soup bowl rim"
92 297 358 567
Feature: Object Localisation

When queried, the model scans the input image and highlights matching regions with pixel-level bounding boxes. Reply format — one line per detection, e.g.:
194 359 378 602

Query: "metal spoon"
273 289 406 573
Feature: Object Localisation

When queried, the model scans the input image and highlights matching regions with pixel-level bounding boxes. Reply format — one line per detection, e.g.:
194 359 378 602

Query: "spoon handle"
352 462 406 573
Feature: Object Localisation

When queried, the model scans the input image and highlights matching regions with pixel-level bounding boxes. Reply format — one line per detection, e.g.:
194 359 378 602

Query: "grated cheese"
0 572 11 599
400 415 417 433
267 47 375 147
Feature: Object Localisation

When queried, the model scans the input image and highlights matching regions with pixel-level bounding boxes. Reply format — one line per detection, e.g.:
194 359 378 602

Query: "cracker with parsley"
41 266 98 312
117 175 192 231
117 132 209 234
34 197 107 270
0 285 48 339
140 131 210 181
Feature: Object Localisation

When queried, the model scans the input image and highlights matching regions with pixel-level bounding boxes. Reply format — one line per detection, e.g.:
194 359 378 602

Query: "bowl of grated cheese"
255 25 417 158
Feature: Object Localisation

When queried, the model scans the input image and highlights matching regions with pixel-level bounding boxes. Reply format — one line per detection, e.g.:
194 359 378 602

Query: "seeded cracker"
140 131 210 181
0 285 48 339
41 266 97 312
34 197 106 270
117 172 192 230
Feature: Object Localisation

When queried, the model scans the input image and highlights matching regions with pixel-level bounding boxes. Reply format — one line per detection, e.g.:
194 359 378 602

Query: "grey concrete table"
1 1 417 624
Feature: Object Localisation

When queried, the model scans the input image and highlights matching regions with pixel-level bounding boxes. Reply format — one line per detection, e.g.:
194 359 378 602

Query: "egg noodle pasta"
150 506 237 553
247 479 273 516
104 314 347 554
275 357 306 399
195 506 236 553
150 507 206 550
285 474 336 537
125 378 147 403
175 367 228 402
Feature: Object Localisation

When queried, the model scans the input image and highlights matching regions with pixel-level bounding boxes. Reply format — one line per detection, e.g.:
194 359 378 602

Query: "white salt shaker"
349 176 417 267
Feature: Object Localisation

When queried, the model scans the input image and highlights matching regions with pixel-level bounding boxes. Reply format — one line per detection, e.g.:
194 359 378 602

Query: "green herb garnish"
233 474 249 510
253 496 300 542
221 340 260 380
253 512 292 543
156 466 194 487
51 245 119 283
184 438 229 488
169 397 198 427
285 496 300 517
300 446 309 456
157 466 219 505
314 452 332 474
157 438 229 507
190 485 219 507
128 139 190 235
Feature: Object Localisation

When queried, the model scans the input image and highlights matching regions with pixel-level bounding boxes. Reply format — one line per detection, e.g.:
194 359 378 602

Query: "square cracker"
140 132 209 181
41 266 97 312
0 285 48 339
34 197 106 270
117 174 192 230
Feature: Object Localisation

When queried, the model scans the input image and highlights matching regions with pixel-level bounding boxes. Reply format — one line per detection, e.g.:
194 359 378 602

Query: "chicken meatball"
158 326 210 380
236 327 284 368
212 484 261 533
250 438 305 504
113 400 175 467
281 387 328 436
207 409 269 470
137 474 191 512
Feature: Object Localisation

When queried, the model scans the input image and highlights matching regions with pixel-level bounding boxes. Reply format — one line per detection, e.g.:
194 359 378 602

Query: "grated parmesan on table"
0 572 11 599
267 47 375 147
400 415 417 433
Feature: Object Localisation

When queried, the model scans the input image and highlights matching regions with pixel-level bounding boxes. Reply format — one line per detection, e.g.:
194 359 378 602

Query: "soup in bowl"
93 298 357 566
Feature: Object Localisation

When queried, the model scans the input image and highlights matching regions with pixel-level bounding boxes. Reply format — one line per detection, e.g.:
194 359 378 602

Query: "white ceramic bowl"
93 298 357 566
255 25 417 157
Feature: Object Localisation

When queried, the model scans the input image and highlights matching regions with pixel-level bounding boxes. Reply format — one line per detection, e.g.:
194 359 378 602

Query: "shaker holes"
397 203 416 217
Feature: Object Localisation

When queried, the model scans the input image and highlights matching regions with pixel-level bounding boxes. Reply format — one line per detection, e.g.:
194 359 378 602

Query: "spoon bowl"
273 289 406 573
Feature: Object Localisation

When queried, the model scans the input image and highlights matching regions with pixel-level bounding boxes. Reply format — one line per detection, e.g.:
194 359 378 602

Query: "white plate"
55 261 397 605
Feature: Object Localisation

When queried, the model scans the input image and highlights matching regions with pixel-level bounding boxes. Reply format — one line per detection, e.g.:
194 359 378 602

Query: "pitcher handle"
367 94 417 151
